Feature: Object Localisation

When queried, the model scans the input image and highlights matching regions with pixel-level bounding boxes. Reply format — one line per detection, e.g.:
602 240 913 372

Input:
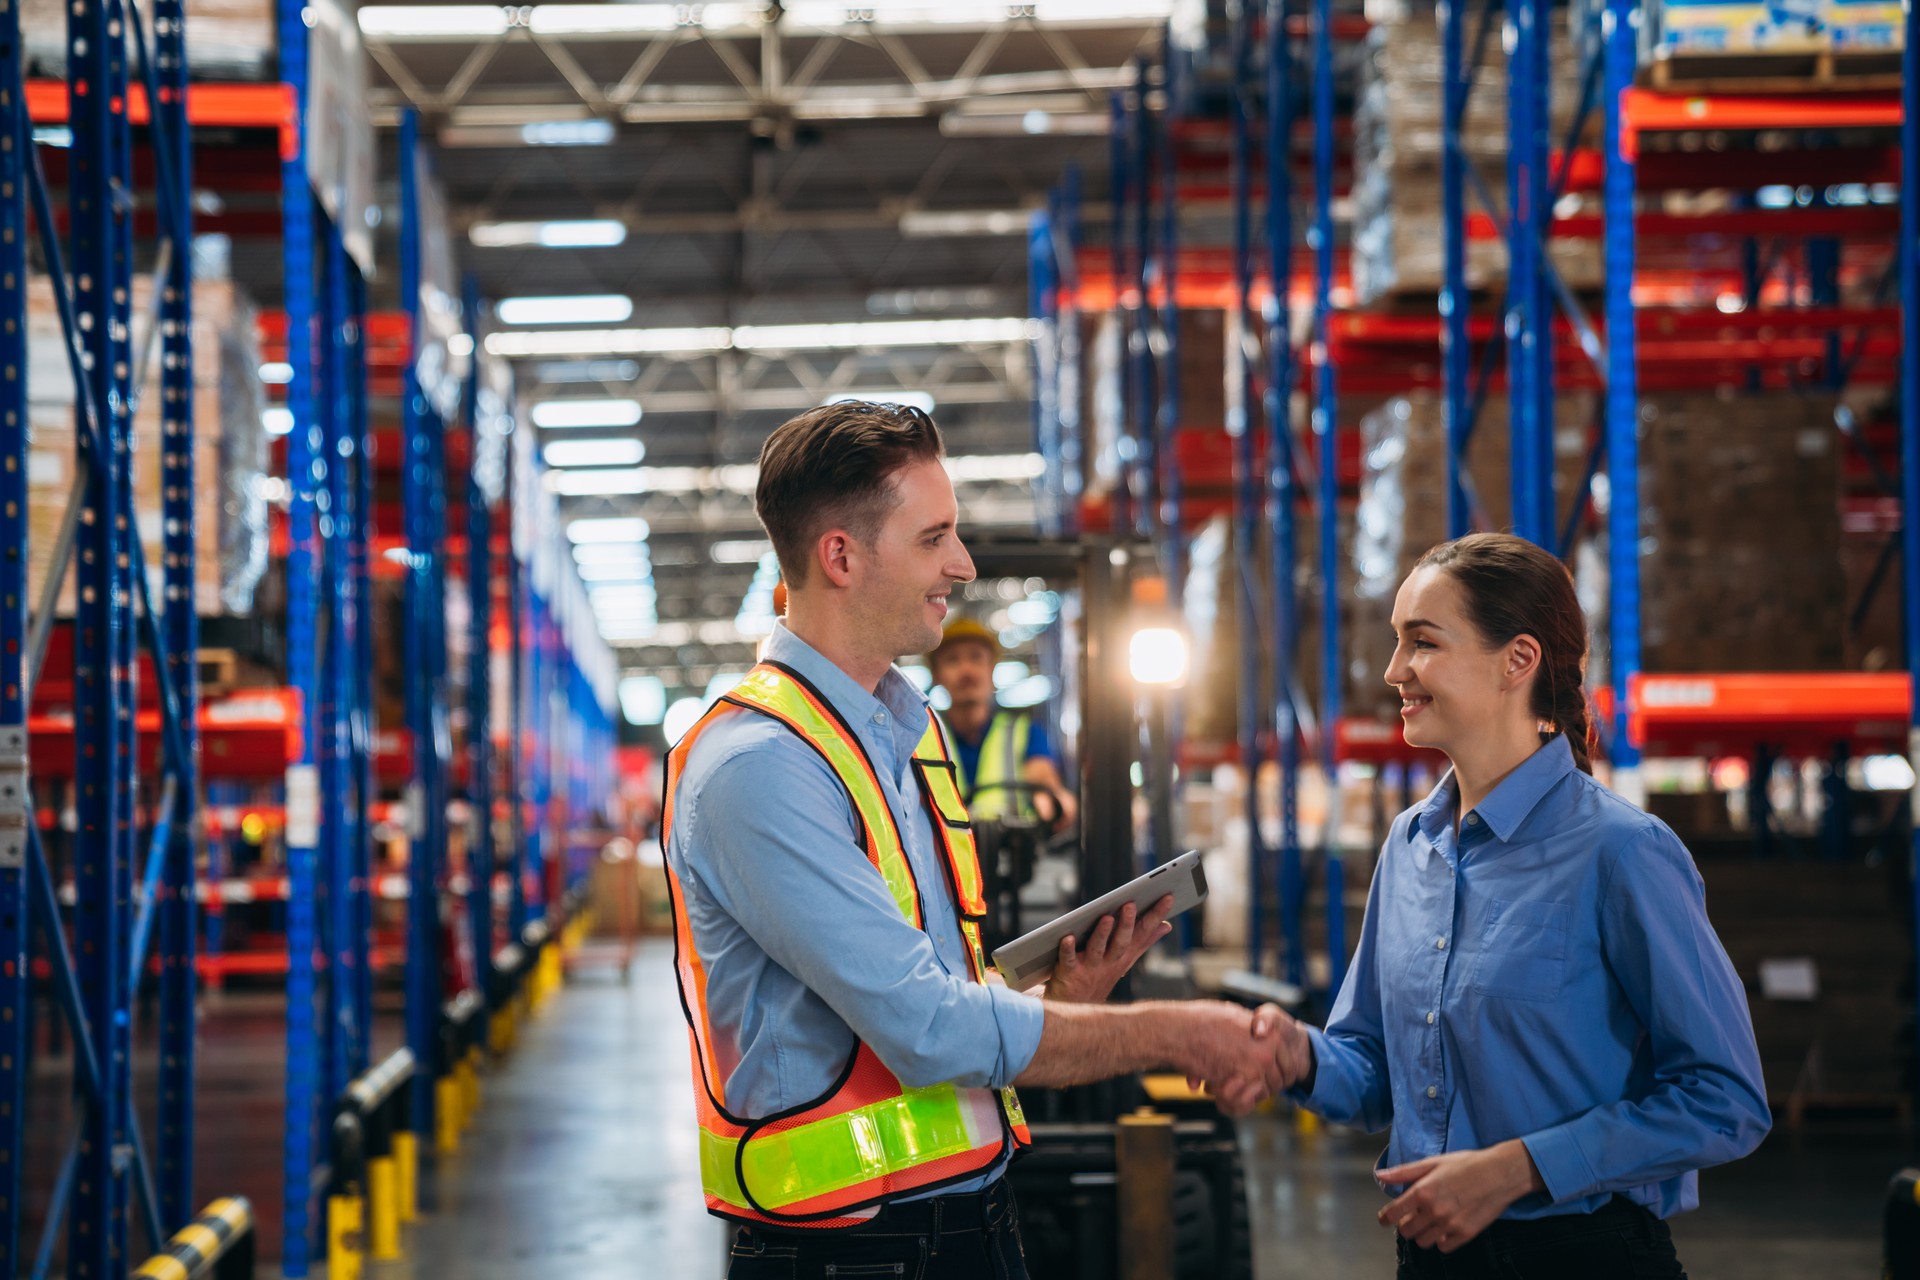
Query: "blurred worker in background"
1255 533 1768 1279
928 617 1078 831
661 401 1303 1280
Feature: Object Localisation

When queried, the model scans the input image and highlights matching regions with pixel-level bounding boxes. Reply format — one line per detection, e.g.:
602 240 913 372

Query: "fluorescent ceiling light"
487 318 1034 359
619 675 667 726
530 4 677 32
573 542 653 565
663 697 706 742
264 408 294 436
946 452 1045 482
543 438 647 469
566 516 650 544
710 539 773 564
898 209 1029 238
523 119 615 145
357 5 510 37
734 319 1033 351
824 391 936 414
549 468 650 497
447 333 474 357
498 295 634 326
576 561 656 583
530 399 643 430
468 219 628 249
535 358 640 385
940 112 1109 137
487 327 733 357
258 361 294 385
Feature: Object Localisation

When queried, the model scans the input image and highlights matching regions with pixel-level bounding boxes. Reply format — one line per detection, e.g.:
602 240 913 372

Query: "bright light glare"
548 468 649 497
663 696 707 743
522 119 616 145
999 675 1055 708
566 516 650 544
824 390 937 414
498 295 634 326
530 399 643 430
358 5 510 37
1129 627 1189 687
543 438 646 469
1862 754 1916 791
705 671 748 701
574 542 652 565
259 361 294 384
469 219 628 249
711 539 773 564
576 561 655 583
264 408 295 436
619 675 666 726
993 661 1029 689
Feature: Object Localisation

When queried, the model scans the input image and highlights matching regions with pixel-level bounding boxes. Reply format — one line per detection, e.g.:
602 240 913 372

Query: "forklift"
964 535 1258 1280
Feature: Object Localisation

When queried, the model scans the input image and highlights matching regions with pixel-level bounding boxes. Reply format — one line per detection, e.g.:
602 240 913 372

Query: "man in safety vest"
928 617 1078 831
662 401 1306 1278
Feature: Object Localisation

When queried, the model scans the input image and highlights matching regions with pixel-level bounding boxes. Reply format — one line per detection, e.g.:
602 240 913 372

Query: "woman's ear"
1505 633 1543 691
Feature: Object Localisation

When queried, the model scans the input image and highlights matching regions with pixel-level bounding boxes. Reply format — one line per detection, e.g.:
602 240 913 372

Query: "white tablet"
990 850 1208 992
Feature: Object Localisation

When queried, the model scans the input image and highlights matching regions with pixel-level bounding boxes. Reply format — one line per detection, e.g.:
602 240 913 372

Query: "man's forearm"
1012 999 1241 1089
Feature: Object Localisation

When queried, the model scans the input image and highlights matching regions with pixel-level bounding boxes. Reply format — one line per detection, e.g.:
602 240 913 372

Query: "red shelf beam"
25 80 299 160
1626 672 1910 758
1620 89 1903 159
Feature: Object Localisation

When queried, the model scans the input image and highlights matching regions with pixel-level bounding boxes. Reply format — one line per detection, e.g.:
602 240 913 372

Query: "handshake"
1175 1001 1315 1116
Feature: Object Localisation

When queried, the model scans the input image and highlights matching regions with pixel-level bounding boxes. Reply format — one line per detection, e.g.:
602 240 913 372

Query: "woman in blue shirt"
1275 533 1769 1278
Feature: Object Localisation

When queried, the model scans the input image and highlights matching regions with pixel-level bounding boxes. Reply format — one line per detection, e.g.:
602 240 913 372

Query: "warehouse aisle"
369 939 730 1280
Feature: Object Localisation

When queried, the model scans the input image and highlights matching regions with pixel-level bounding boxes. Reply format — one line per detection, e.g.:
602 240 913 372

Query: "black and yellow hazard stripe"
132 1197 253 1280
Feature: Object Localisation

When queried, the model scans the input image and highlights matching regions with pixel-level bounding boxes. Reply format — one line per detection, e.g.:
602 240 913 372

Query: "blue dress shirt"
1300 734 1770 1219
666 623 1046 1198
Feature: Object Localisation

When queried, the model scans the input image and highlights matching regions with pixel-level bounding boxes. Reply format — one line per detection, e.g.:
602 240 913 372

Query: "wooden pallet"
1646 48 1903 93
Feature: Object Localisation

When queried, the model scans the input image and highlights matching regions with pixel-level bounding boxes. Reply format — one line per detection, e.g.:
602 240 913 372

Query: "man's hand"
1185 1003 1314 1113
1042 896 1175 1004
1376 1141 1546 1253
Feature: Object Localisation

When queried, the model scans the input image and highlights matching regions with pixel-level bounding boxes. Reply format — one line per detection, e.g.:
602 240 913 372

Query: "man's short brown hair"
755 401 945 586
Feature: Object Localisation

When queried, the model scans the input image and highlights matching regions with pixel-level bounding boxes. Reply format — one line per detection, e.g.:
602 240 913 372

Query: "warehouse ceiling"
350 2 1164 696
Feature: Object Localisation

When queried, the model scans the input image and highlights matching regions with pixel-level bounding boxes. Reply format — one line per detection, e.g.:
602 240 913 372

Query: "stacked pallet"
26 274 272 617
1640 0 1903 87
1352 13 1604 304
1637 394 1844 672
23 0 276 79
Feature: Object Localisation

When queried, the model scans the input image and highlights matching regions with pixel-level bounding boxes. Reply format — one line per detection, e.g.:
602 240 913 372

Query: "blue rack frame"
1899 0 1917 1101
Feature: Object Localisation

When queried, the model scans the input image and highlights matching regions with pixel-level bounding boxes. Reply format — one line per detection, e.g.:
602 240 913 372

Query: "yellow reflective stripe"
970 713 1026 819
731 667 918 925
702 1084 986 1212
921 761 969 826
1000 1087 1027 1132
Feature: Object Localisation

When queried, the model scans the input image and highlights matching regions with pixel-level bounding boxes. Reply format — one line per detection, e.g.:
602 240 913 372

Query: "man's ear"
816 529 857 588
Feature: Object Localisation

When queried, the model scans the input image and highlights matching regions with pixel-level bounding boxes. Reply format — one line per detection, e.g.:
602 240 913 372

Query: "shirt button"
1434 937 1447 950
1426 1011 1436 1025
1426 1085 1438 1099
1465 813 1479 826
872 711 886 725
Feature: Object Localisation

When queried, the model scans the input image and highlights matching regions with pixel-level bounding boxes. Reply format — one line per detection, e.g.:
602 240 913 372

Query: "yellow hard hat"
932 616 998 659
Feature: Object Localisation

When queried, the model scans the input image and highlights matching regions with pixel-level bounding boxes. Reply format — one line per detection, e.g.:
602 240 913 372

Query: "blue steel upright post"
1506 0 1555 545
155 0 199 1225
1229 0 1266 973
1440 0 1470 537
1602 0 1642 800
0 2 29 1265
1265 0 1305 989
465 287 497 997
280 0 326 1262
1310 0 1346 990
1157 39 1184 593
399 109 444 1142
68 0 137 1267
350 268 375 1053
1898 0 1917 1119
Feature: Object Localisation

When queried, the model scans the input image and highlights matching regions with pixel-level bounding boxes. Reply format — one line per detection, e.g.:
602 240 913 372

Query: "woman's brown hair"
1414 532 1598 774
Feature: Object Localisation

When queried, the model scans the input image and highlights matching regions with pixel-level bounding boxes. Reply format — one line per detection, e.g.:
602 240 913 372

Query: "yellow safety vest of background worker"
926 617 1078 829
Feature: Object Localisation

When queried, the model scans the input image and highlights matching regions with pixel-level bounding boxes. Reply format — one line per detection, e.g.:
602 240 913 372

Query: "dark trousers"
1396 1195 1686 1280
726 1178 1029 1280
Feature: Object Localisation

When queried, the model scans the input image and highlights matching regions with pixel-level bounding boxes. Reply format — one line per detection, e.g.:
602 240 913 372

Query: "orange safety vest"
663 661 1032 1229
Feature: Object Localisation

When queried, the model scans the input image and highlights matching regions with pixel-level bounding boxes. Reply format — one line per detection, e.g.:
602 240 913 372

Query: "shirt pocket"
1471 898 1570 1002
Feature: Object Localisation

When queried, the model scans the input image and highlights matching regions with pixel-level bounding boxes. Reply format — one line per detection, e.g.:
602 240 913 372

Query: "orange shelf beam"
1627 672 1910 757
1620 89 1902 159
26 80 300 161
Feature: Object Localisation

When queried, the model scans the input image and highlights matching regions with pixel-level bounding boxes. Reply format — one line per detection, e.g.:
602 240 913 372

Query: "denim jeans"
1396 1195 1687 1280
726 1179 1029 1280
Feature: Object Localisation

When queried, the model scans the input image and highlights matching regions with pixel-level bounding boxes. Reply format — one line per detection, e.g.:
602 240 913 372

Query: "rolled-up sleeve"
1521 825 1770 1204
688 741 1044 1091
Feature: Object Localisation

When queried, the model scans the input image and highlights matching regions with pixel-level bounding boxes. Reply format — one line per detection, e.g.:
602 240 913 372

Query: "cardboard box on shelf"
23 0 276 79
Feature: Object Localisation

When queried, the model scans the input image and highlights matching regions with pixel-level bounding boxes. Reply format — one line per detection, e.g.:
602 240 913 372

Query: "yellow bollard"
393 1131 419 1224
488 1008 509 1056
435 1076 462 1154
1294 1108 1321 1136
328 1193 365 1280
367 1156 402 1261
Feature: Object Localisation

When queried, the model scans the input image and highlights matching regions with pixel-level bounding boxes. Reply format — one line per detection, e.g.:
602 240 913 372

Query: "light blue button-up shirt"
666 623 1046 1197
1300 734 1770 1219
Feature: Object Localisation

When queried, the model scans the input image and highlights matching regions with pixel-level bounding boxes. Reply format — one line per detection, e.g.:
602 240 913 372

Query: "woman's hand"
1376 1140 1546 1253
1040 896 1175 1004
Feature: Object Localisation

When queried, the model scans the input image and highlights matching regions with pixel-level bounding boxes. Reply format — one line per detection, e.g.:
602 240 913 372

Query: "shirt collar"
1412 734 1576 843
762 621 932 736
